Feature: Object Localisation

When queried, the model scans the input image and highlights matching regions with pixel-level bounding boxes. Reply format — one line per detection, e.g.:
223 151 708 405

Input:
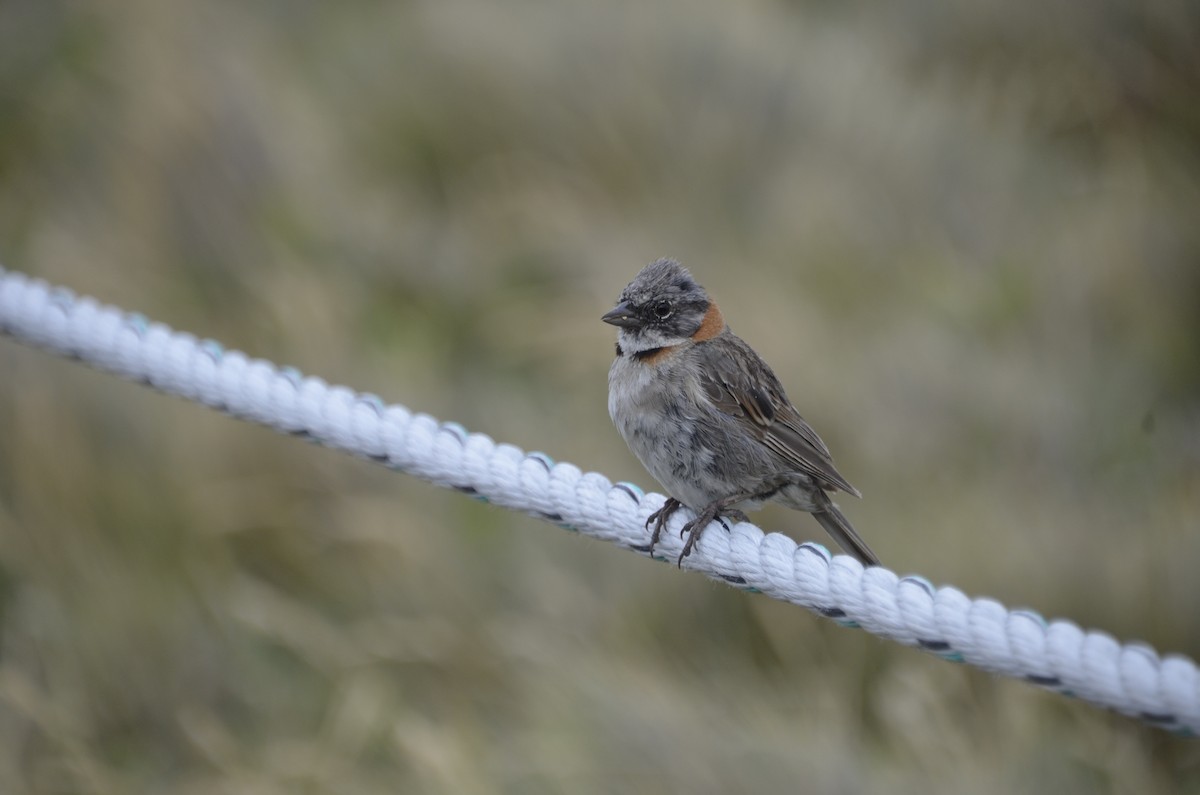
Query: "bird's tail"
811 493 879 567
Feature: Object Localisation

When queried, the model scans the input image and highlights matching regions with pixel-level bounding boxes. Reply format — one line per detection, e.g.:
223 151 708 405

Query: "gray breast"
608 353 720 508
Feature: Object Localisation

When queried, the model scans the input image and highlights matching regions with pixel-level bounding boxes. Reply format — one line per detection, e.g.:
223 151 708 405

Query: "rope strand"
1 265 1195 736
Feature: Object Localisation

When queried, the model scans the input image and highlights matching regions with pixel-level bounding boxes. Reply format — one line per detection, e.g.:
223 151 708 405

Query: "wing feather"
698 337 860 497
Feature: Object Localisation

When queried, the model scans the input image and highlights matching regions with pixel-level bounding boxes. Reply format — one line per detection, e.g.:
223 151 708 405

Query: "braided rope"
0 265 1195 736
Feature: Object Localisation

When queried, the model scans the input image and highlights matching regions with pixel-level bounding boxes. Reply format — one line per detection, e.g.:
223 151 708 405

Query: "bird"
603 258 879 567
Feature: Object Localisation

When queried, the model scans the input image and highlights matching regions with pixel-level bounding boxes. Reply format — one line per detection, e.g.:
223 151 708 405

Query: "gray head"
602 258 721 354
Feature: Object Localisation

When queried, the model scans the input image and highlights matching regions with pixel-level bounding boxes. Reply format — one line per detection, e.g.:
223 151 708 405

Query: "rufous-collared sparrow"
604 258 879 567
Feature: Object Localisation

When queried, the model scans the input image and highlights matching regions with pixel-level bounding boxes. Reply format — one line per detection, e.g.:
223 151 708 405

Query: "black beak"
602 301 641 329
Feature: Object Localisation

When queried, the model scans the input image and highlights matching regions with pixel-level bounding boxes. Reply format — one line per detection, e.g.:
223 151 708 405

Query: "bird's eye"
653 300 672 320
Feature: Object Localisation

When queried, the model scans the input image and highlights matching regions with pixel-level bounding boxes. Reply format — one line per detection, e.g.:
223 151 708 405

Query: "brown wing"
698 335 861 497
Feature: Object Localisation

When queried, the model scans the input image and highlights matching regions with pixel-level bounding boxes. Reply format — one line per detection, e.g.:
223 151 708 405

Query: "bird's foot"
645 497 683 557
676 502 746 567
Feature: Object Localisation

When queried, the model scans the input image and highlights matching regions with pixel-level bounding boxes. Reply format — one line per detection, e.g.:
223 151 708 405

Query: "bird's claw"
644 497 683 558
645 498 746 566
715 508 749 531
675 504 745 567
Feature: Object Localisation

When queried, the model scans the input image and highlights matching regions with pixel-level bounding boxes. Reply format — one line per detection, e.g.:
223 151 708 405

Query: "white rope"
1 265 1196 737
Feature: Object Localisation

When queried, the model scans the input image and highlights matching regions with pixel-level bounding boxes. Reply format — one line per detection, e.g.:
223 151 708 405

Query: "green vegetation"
1 2 1197 792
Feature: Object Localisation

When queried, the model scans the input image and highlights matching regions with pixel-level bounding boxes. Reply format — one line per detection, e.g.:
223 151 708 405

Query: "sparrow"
603 258 879 567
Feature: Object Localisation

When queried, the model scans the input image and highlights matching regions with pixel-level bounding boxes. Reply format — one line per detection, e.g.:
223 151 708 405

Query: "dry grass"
1 1 1199 792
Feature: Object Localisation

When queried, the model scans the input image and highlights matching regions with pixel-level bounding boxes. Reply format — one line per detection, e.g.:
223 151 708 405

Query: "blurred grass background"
1 0 1199 792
